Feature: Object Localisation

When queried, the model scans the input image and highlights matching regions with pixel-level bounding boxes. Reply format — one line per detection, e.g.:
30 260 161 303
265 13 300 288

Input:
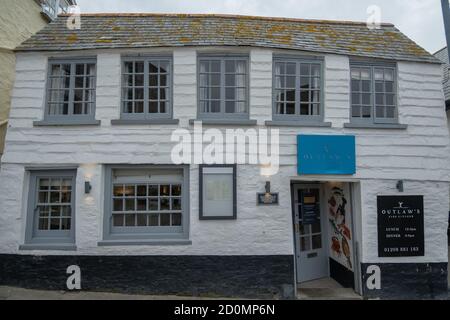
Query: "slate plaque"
377 195 424 257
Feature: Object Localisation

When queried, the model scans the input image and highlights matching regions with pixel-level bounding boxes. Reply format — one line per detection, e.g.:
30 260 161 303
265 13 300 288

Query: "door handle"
294 223 299 233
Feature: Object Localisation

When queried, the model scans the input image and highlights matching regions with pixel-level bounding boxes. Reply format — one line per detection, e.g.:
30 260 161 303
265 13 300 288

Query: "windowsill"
189 119 257 126
111 119 180 125
33 119 101 126
19 243 77 251
98 239 192 246
344 123 408 129
265 120 332 127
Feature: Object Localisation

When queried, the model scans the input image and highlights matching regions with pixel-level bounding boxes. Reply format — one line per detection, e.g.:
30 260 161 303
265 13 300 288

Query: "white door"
293 185 328 283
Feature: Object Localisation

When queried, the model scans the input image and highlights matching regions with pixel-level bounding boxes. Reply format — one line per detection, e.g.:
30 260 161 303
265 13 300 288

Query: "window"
350 63 397 124
45 58 96 121
103 165 189 242
199 165 237 220
24 170 76 246
273 57 323 121
121 57 172 119
198 56 249 119
40 0 72 20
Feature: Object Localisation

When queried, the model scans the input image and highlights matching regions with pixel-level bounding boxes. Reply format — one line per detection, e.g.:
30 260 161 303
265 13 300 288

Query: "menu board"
377 195 424 257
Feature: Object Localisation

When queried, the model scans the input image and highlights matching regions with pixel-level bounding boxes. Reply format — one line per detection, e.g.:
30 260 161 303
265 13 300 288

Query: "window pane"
360 68 371 80
172 213 182 226
137 199 146 211
114 185 124 196
113 199 123 211
113 214 124 227
149 214 159 226
148 198 158 211
160 198 170 210
125 199 135 211
225 101 235 113
160 214 170 226
300 104 309 115
286 63 296 75
125 214 136 226
137 214 147 226
352 105 361 118
172 198 182 210
148 185 158 196
312 235 322 250
286 103 295 114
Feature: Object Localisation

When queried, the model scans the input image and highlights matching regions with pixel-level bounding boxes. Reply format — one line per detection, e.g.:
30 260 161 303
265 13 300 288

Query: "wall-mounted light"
396 180 404 192
85 181 92 194
264 181 272 202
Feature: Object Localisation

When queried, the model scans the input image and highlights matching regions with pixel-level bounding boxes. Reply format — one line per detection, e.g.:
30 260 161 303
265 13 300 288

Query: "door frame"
291 182 330 284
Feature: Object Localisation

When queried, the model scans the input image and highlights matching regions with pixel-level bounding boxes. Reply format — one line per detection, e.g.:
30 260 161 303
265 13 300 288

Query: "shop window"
103 165 190 242
199 165 237 220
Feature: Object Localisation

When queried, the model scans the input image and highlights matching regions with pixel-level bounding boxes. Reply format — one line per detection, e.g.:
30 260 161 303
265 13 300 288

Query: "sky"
75 0 447 54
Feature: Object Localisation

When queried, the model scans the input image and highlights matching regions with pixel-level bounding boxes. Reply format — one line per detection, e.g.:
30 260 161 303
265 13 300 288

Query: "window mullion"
144 59 149 115
295 62 300 116
68 63 75 116
221 59 226 114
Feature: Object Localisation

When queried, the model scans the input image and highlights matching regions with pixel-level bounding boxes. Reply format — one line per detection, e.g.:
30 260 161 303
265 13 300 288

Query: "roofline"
433 46 447 55
56 12 395 27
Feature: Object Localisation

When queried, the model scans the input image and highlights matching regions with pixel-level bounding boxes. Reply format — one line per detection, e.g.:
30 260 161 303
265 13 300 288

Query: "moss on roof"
15 13 439 63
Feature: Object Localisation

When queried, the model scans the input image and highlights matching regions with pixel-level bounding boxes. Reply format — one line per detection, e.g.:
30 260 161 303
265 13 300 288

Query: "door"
293 185 328 283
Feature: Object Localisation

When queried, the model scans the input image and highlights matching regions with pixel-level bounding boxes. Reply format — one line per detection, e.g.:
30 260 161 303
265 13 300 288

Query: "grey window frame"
24 169 77 247
272 55 325 123
199 164 237 220
349 60 398 125
197 54 250 120
102 165 190 242
120 55 174 121
43 57 97 124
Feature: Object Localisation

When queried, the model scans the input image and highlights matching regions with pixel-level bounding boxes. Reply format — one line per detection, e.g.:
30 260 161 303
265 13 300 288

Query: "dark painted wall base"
361 262 448 300
329 258 354 289
0 254 295 299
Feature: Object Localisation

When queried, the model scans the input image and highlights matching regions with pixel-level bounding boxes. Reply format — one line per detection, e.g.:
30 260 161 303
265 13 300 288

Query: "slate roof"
16 13 439 64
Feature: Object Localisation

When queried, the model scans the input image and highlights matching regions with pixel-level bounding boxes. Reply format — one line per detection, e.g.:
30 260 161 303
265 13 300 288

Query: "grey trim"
199 164 237 220
24 169 77 246
24 165 79 171
111 119 179 125
43 57 98 123
102 164 190 242
344 123 407 129
19 244 77 251
97 240 193 246
272 56 325 122
34 119 101 126
120 55 174 120
197 55 250 120
265 120 332 127
189 119 257 126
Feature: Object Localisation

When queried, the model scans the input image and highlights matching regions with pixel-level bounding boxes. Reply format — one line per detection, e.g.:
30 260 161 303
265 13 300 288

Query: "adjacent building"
0 0 75 159
0 14 449 300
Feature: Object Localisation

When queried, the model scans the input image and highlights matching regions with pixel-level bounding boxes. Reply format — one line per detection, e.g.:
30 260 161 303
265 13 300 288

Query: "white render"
0 47 449 265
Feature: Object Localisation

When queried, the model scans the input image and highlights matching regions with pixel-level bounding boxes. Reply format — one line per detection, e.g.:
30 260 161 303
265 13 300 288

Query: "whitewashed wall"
0 47 449 262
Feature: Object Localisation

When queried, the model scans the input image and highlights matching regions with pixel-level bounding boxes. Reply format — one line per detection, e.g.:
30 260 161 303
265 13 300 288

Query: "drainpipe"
441 0 450 63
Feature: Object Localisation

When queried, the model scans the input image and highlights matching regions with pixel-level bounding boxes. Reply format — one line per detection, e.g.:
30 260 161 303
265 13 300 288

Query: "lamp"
396 180 404 192
264 181 272 203
84 181 92 194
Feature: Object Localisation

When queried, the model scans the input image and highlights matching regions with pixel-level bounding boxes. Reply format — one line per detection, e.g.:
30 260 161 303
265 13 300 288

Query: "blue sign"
297 135 356 175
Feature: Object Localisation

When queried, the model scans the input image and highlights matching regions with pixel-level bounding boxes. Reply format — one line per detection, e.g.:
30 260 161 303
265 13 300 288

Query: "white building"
0 14 449 299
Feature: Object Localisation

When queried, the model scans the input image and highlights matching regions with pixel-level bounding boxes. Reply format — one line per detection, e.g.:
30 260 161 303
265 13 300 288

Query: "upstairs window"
198 55 249 119
121 57 172 119
40 0 72 21
273 57 324 122
45 58 96 121
350 62 397 124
